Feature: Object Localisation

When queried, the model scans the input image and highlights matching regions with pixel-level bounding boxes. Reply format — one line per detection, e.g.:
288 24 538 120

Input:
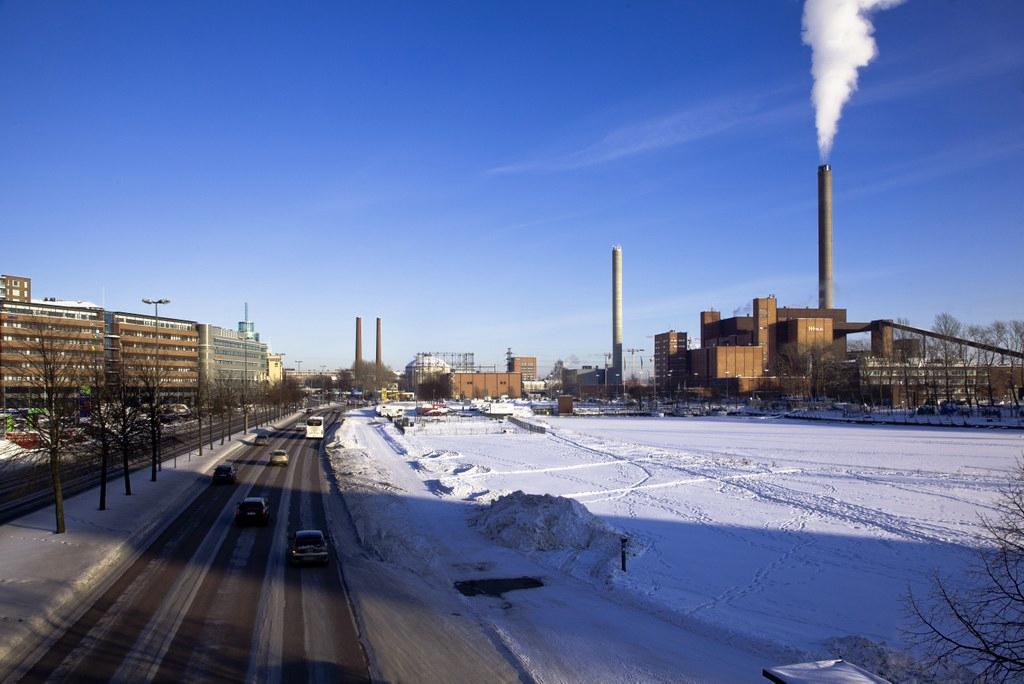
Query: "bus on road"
305 416 324 439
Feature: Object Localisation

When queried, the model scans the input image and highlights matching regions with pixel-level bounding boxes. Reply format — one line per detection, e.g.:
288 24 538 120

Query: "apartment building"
1 293 105 409
107 311 200 404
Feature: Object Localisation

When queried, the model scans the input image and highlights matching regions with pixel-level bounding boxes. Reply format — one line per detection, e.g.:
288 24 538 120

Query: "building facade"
654 330 689 396
508 356 538 382
198 323 269 387
449 371 522 399
1 295 105 409
0 274 32 303
109 311 200 405
267 352 285 384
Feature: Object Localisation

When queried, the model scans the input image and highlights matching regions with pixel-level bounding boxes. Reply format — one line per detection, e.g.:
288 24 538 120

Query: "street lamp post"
142 298 170 479
243 323 249 436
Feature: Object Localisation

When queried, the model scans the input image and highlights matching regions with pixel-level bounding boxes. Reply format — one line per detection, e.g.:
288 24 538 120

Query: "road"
16 410 369 683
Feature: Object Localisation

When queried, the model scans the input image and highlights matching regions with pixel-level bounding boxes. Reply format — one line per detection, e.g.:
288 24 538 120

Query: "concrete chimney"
611 245 623 389
355 316 362 365
375 317 382 368
818 164 833 309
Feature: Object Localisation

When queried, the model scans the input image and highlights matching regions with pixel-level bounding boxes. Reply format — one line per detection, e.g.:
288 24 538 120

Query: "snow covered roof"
763 659 890 684
30 297 102 309
406 355 451 372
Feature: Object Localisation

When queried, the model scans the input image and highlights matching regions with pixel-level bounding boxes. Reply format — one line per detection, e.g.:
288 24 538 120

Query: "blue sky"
1 1 1021 375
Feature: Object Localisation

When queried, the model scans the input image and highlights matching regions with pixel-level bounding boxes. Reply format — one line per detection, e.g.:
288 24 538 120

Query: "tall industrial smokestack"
817 164 833 309
611 245 623 389
375 317 382 368
355 317 363 365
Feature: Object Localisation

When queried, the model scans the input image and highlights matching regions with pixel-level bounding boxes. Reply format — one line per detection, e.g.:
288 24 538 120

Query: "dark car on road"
235 496 271 526
212 464 237 485
288 529 329 566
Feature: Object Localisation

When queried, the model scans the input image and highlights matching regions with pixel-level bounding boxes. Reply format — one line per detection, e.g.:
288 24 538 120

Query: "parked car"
253 432 270 446
287 529 329 566
235 496 270 525
268 449 289 467
212 464 237 485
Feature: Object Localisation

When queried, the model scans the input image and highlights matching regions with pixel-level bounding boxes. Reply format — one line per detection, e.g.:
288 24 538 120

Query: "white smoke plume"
802 0 904 159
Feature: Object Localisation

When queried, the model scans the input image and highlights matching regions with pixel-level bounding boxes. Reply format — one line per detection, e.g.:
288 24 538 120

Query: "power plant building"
508 356 537 382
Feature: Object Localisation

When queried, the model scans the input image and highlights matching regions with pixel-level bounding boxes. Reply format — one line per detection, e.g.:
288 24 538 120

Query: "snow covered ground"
336 411 1022 680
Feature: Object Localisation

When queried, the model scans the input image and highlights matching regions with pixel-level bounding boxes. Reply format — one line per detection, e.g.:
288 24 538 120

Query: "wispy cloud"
854 46 1024 108
845 130 1024 199
488 91 802 175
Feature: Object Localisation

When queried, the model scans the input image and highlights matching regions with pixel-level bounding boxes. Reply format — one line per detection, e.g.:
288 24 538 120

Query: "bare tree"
993 321 1024 408
351 360 397 396
84 366 114 511
933 313 963 404
108 370 146 497
15 320 99 533
214 376 238 444
910 463 1024 680
135 348 167 482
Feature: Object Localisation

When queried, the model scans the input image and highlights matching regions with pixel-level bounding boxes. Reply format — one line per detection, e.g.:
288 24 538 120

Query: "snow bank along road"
6 409 368 683
399 413 1023 664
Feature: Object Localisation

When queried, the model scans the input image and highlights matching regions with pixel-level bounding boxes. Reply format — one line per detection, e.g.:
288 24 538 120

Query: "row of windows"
3 304 100 320
3 322 102 335
118 330 195 343
120 342 196 353
113 316 194 331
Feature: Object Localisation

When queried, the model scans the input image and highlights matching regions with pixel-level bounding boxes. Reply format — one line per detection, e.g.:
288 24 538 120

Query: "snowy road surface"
350 411 1021 677
12 410 369 683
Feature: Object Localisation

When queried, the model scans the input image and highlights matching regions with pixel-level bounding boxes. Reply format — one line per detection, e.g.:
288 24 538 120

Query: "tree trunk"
50 448 65 534
122 441 133 496
99 437 109 511
150 418 158 481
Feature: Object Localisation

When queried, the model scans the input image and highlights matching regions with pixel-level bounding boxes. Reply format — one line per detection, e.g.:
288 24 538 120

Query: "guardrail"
508 416 546 434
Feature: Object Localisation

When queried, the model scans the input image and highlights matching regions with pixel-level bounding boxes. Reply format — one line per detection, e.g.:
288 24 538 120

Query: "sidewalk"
0 412 301 680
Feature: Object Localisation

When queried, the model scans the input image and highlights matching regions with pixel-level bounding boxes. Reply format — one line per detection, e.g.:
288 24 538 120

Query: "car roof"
214 464 233 471
242 496 267 504
271 449 287 454
295 529 324 538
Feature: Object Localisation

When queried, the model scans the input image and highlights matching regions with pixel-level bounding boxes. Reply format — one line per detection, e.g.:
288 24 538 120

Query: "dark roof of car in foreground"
295 530 324 539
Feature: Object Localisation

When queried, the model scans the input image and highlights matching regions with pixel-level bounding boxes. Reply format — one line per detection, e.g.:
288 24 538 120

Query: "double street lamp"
142 298 169 479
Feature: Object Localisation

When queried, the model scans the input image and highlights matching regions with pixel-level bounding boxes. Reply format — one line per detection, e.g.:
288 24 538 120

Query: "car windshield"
214 466 231 474
296 532 322 544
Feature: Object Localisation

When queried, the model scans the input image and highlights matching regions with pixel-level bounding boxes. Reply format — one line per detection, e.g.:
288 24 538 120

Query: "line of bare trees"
8 319 305 533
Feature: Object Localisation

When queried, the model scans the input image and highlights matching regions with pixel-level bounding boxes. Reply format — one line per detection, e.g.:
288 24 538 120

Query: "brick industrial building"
653 294 1024 403
507 356 537 382
450 371 523 399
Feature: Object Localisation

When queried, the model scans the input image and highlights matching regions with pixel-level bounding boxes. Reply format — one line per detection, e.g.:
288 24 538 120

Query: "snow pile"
0 439 30 462
472 491 622 578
